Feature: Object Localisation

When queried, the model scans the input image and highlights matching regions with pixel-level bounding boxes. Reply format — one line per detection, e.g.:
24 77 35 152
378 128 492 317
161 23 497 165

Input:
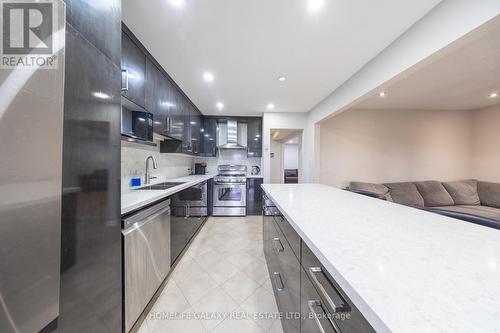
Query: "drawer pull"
309 267 350 313
308 300 340 333
273 272 284 291
273 237 284 253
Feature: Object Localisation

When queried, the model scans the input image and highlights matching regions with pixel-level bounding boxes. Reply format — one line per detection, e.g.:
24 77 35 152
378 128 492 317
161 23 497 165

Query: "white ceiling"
123 0 441 116
355 16 500 111
271 129 302 143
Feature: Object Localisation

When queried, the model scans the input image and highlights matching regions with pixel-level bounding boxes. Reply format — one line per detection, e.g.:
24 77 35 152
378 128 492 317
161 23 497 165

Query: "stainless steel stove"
213 165 247 216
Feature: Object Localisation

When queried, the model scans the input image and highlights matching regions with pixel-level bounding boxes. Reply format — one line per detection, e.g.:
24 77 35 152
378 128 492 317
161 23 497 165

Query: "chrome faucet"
145 155 158 184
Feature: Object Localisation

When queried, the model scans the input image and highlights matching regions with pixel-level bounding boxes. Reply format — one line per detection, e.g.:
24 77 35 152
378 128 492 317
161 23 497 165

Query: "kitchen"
1 1 500 333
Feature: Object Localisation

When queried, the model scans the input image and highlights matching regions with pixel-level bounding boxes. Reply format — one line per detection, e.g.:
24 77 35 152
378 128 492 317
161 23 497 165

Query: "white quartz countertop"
121 174 214 215
261 184 500 333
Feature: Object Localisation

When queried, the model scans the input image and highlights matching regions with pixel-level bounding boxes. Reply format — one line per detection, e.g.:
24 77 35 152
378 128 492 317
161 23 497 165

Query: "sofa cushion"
442 180 480 206
414 181 454 207
478 181 500 209
348 182 390 199
384 182 424 207
429 205 500 223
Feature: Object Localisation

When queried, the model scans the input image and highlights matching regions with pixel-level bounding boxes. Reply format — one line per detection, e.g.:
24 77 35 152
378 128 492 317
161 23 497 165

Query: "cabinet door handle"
309 267 350 313
308 300 340 333
184 204 190 219
121 69 129 91
273 237 284 253
273 272 284 291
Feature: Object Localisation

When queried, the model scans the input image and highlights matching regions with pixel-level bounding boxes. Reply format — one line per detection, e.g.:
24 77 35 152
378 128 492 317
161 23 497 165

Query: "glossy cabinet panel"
302 242 376 333
269 219 301 333
247 117 263 157
0 3 65 331
273 214 300 259
170 185 208 264
247 178 264 215
66 0 121 66
59 20 122 333
201 118 217 157
264 195 376 333
121 32 146 108
146 58 168 134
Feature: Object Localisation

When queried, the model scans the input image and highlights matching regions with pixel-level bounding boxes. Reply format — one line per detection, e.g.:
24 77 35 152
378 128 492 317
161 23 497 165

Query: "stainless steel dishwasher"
122 199 171 332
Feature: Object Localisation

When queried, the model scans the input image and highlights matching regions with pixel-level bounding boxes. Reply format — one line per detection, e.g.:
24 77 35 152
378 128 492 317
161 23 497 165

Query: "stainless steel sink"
135 182 186 190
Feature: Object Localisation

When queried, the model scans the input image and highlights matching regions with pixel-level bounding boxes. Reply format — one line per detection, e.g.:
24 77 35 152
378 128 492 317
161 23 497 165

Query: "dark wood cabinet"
247 117 263 157
201 118 217 157
121 33 146 108
145 58 168 134
265 214 301 332
246 178 263 215
263 195 376 333
166 84 185 141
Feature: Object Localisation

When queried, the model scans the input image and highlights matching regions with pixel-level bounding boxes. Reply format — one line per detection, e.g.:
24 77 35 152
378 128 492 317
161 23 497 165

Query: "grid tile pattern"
137 216 283 333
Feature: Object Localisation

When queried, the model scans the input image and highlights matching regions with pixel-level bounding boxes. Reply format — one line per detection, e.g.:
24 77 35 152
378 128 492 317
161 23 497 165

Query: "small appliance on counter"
195 163 207 175
251 165 261 176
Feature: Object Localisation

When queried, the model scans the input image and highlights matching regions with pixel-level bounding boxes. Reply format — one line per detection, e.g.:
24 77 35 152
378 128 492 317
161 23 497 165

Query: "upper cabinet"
247 117 263 157
121 33 146 108
201 118 217 157
145 58 168 134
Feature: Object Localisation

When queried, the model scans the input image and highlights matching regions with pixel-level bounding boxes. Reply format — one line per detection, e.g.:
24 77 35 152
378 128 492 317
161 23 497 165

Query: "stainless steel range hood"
217 120 247 150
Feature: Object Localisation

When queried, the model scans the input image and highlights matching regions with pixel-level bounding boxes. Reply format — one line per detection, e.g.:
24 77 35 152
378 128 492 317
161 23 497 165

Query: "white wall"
270 139 283 184
284 144 299 169
262 112 308 183
301 0 500 183
319 109 473 188
471 104 500 182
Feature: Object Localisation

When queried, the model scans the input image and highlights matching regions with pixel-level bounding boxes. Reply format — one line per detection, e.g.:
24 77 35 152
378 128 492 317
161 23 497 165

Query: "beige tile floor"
137 216 284 333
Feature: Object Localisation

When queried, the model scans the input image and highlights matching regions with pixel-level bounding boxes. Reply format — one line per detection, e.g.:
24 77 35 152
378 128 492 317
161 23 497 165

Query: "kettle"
251 165 261 175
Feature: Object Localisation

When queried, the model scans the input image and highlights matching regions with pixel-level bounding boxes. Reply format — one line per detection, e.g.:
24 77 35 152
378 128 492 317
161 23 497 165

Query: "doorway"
270 129 303 184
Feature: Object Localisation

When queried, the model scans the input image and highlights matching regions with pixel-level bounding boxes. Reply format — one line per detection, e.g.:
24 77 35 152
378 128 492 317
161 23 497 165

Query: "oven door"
172 182 207 207
213 183 246 207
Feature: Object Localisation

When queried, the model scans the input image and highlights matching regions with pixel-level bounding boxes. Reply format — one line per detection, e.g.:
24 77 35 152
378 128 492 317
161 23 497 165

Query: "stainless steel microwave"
121 106 153 142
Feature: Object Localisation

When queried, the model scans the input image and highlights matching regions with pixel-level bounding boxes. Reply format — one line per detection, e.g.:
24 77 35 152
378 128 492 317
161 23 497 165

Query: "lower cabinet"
263 195 376 333
264 213 300 332
246 178 263 215
170 185 208 265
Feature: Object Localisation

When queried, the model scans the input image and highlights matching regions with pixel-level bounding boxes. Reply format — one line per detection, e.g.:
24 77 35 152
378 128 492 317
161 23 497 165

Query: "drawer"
302 242 376 333
269 221 300 333
273 214 300 260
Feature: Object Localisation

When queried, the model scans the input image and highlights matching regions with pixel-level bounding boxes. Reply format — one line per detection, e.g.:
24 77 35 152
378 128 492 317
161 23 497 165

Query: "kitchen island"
262 184 500 333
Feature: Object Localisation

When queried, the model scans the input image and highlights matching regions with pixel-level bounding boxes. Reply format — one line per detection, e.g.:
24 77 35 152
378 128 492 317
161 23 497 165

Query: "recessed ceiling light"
203 72 214 83
216 102 224 110
169 0 184 8
378 91 386 97
307 0 325 13
278 76 287 82
288 140 293 144
267 103 275 110
489 92 498 98
92 91 111 100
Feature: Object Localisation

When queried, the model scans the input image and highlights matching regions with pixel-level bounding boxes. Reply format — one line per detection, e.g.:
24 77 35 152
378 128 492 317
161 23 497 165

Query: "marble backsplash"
121 140 194 192
122 143 262 192
195 149 262 175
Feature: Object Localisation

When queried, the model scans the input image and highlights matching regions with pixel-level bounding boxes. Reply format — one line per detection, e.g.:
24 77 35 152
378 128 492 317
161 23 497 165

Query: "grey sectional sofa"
347 180 500 229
